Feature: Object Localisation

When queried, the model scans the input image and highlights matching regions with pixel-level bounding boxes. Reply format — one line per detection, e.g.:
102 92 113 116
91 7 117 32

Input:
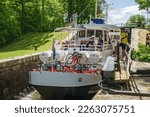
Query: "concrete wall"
131 29 150 50
0 54 41 99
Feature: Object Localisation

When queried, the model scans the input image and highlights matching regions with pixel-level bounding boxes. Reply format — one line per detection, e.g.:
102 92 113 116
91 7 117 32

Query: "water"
20 90 41 100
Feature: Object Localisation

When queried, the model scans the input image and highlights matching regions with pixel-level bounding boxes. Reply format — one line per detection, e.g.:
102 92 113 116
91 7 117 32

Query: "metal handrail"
126 43 134 50
124 43 134 78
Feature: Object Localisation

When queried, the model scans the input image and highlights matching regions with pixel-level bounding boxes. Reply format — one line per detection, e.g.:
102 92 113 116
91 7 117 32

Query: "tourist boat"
29 19 121 99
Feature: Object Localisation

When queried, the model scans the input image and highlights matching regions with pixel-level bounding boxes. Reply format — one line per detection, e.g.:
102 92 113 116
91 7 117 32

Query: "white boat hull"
29 71 102 99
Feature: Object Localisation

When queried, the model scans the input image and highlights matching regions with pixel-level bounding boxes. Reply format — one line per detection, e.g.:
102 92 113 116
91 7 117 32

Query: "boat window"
96 30 103 37
104 31 107 41
79 30 85 37
87 30 94 37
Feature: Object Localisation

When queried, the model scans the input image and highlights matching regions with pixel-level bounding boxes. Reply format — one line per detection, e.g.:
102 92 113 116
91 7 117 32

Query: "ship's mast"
104 3 113 23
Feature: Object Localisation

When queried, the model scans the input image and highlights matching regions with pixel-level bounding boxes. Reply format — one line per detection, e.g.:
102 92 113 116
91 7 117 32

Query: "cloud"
107 5 147 25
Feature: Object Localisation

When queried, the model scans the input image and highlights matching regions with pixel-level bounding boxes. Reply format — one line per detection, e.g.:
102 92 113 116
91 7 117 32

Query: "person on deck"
120 28 128 61
80 40 85 50
86 35 95 48
97 34 103 49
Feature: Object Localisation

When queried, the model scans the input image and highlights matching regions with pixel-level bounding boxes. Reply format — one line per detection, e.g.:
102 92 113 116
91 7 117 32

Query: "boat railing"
61 43 113 52
103 44 113 51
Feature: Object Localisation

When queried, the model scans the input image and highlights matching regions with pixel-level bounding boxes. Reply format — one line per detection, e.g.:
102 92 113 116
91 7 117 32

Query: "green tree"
135 0 150 10
74 0 105 24
11 0 65 33
97 0 106 18
126 14 146 28
12 0 41 33
0 0 21 47
67 0 76 22
0 0 106 48
60 0 105 24
42 0 65 31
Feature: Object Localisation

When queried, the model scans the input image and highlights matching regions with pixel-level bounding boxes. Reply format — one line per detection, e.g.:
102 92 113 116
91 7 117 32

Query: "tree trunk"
21 0 25 34
67 0 73 22
41 0 45 31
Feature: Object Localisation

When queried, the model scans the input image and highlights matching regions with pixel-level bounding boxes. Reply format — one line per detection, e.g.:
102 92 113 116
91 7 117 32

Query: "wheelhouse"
54 24 121 52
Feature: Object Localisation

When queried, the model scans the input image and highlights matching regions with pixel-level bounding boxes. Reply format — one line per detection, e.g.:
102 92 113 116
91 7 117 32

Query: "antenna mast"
104 3 113 23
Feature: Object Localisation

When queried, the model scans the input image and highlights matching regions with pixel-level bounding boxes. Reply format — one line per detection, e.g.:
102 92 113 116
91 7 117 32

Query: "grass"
0 31 68 59
132 43 150 62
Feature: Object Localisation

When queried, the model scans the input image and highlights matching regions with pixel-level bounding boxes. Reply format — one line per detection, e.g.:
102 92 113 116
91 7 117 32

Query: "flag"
52 38 56 60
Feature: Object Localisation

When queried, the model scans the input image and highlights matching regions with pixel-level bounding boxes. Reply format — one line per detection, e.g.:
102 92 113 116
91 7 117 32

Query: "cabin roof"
83 24 120 31
54 24 120 31
83 24 108 30
106 24 121 31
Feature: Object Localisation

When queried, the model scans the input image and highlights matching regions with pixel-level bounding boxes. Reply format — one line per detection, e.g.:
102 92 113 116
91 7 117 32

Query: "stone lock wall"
0 54 41 99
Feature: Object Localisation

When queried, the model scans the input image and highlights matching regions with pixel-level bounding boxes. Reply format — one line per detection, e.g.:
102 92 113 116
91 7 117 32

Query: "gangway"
101 43 132 84
98 43 150 98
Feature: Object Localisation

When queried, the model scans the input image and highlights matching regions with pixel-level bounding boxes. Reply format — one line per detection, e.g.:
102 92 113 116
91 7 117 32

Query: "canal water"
20 90 41 100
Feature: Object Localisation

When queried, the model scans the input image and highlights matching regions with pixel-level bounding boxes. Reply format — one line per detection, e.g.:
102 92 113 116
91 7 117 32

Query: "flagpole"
52 37 56 71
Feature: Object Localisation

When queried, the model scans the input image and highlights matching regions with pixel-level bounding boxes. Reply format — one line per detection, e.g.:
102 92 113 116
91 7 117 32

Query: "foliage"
0 0 66 48
132 43 150 62
75 0 106 24
0 0 105 49
0 31 68 59
60 0 105 24
135 0 150 27
145 18 150 28
0 0 21 47
135 0 150 10
41 0 65 31
98 0 106 18
126 14 146 28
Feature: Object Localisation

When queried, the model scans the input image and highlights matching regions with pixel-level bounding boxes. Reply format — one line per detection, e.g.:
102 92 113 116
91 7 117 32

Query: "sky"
105 0 148 25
